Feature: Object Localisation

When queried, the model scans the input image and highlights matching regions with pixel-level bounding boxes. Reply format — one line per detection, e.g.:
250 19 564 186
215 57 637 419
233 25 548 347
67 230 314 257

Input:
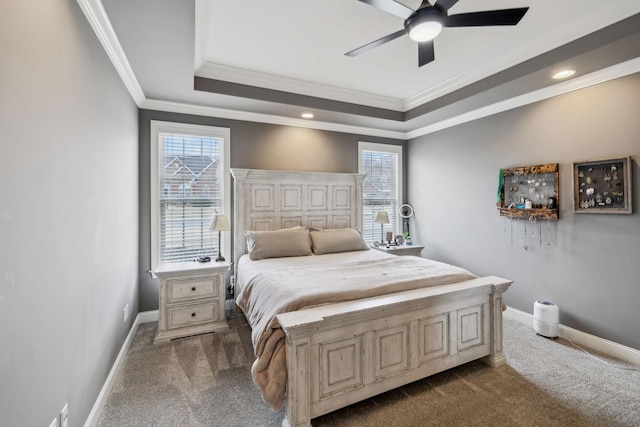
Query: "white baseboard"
504 307 640 366
137 309 159 323
83 310 158 427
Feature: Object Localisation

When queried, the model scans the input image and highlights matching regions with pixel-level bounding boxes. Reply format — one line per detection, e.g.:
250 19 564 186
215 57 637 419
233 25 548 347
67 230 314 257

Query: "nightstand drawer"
168 276 220 302
167 301 219 329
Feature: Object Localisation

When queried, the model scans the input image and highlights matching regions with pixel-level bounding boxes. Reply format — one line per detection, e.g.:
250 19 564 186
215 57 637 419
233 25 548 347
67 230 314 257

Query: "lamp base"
215 230 225 262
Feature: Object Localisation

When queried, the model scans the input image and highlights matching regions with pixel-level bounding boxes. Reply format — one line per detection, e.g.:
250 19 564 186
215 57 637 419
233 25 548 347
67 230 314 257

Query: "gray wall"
0 1 139 426
408 73 640 351
138 110 406 310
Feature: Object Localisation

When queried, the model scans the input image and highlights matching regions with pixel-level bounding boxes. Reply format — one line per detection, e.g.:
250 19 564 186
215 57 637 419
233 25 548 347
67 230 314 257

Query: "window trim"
358 141 403 237
150 120 231 273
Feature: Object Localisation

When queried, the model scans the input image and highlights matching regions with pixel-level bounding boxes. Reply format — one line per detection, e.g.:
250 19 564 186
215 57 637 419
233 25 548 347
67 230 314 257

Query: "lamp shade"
209 214 230 232
374 211 390 224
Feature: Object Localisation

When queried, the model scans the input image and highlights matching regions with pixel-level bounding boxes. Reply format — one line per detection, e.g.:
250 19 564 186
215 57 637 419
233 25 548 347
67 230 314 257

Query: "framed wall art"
497 163 559 220
572 156 632 214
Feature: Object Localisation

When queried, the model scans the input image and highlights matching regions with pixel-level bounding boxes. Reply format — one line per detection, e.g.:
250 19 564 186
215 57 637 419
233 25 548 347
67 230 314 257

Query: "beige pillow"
309 228 369 255
245 227 312 260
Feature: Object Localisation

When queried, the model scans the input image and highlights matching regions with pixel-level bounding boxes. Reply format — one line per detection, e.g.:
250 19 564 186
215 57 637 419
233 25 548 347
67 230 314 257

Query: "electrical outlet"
60 403 69 427
230 276 235 286
123 304 129 323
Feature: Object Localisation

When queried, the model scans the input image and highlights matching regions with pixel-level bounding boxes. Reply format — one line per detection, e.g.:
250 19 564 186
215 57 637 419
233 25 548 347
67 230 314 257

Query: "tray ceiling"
88 0 640 137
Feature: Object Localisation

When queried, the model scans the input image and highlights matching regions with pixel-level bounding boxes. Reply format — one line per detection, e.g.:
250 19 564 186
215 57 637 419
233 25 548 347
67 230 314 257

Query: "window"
151 121 230 269
358 142 403 245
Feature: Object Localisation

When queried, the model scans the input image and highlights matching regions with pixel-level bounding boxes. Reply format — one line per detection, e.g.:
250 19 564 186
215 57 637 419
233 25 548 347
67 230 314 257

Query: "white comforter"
236 250 476 410
236 248 391 293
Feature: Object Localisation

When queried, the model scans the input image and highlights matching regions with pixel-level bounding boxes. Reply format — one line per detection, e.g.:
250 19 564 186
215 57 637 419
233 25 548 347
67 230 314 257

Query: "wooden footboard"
276 276 512 427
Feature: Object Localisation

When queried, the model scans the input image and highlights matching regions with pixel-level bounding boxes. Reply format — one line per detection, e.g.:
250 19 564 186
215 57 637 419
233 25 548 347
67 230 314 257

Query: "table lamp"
209 214 230 262
374 211 389 244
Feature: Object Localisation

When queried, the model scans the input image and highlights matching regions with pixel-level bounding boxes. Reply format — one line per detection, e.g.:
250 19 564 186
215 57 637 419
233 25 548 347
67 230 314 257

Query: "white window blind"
359 142 403 245
151 122 230 268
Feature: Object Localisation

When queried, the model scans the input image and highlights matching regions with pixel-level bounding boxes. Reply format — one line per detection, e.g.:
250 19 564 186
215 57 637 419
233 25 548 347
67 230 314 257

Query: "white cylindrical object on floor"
533 300 559 338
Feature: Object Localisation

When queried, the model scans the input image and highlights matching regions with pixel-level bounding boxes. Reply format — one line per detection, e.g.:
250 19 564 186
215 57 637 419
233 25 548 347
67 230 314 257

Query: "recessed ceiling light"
301 112 314 119
552 69 576 80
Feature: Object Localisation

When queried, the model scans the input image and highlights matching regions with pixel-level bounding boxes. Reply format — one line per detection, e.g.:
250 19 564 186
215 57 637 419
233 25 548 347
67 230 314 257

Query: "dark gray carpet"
97 315 640 427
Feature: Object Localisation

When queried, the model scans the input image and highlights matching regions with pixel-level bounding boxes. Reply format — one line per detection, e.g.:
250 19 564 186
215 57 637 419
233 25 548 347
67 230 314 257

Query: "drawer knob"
191 287 196 291
191 312 196 317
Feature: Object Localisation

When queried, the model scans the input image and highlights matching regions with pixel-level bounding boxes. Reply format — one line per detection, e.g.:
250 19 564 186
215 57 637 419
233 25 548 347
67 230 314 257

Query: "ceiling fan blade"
345 29 406 57
434 0 459 12
418 40 435 67
357 0 414 20
444 8 529 27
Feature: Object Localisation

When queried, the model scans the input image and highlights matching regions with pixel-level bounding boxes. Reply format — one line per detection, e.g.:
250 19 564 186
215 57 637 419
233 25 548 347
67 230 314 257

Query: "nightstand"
153 261 230 344
371 244 424 257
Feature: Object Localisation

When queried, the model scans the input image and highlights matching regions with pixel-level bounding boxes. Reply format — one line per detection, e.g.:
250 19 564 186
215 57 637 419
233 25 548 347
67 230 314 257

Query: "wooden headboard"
230 168 365 269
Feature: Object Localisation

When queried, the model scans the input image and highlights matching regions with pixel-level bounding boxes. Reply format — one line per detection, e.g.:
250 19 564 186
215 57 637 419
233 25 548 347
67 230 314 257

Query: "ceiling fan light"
409 21 443 42
405 8 444 43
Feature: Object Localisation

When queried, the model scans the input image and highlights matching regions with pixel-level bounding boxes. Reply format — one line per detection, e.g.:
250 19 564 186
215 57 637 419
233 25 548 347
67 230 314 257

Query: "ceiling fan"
346 0 529 67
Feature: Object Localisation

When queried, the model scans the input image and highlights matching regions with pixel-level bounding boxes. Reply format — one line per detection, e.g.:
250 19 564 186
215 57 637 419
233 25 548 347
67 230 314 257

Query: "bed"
231 168 512 427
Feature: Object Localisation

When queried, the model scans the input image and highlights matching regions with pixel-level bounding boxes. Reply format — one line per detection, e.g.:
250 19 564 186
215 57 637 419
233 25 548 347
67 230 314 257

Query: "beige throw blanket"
236 256 476 411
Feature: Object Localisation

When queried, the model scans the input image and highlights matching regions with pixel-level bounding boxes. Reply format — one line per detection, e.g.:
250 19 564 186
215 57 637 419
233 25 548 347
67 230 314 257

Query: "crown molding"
76 0 145 106
141 99 407 140
406 57 640 139
403 2 640 110
192 2 640 112
74 0 405 139
196 62 404 112
78 0 640 142
193 0 404 112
